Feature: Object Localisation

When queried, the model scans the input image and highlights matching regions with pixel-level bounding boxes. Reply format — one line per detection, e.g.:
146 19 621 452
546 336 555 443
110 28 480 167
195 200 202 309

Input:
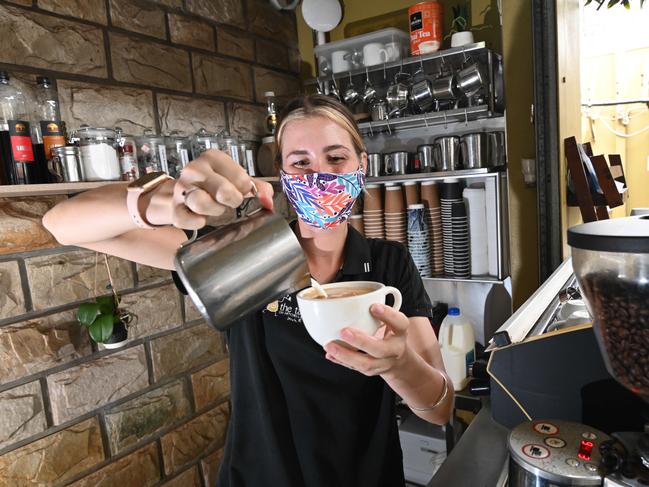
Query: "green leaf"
89 314 114 343
623 0 630 8
607 0 620 7
77 303 101 326
585 0 593 5
96 295 115 307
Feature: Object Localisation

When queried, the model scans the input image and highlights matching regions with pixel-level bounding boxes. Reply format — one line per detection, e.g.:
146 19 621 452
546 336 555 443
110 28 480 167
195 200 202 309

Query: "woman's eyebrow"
286 149 310 157
323 144 349 152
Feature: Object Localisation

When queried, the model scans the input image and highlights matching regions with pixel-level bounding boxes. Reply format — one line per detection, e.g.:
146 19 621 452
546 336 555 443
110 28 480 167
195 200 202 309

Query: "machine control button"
582 432 597 441
523 444 550 459
566 458 581 467
545 437 566 448
534 422 559 435
584 463 598 472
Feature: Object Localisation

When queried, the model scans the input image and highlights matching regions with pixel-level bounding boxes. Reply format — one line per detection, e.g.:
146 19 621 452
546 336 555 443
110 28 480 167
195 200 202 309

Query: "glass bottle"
0 71 38 184
32 76 66 183
264 91 278 135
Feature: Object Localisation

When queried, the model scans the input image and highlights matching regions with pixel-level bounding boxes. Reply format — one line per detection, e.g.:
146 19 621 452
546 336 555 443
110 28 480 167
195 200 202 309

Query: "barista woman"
43 95 453 487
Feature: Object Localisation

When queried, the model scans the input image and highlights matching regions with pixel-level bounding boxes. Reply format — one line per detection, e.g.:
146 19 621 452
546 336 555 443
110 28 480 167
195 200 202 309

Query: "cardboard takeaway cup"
420 181 440 209
403 181 420 206
384 185 405 213
363 184 383 211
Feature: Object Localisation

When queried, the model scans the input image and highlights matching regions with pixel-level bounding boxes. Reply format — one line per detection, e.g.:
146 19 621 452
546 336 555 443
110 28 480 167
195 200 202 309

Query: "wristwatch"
126 171 173 229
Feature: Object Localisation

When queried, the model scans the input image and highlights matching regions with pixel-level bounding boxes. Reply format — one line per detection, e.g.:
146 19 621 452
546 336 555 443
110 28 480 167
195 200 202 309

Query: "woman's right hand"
146 149 275 230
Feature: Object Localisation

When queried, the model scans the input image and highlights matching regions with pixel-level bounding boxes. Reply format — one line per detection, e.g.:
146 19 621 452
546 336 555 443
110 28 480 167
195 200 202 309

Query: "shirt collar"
341 224 372 275
289 220 372 276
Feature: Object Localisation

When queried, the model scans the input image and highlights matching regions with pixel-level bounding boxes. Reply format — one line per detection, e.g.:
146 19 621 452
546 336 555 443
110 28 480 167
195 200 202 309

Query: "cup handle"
47 156 63 182
382 286 402 312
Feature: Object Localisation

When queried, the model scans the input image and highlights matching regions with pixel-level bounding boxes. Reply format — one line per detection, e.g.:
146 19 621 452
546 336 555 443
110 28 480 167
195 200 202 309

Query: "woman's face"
281 116 366 175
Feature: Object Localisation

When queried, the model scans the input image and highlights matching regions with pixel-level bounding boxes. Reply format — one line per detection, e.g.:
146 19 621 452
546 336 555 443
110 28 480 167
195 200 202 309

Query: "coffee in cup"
297 281 402 347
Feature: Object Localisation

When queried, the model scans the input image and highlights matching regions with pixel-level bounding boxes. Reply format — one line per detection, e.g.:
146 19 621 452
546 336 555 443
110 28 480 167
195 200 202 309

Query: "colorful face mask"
280 168 366 229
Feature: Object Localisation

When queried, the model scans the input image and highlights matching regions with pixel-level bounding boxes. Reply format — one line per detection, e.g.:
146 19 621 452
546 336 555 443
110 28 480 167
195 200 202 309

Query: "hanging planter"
77 254 136 350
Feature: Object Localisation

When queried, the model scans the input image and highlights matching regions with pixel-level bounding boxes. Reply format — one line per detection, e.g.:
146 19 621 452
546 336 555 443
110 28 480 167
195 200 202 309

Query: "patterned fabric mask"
280 168 366 229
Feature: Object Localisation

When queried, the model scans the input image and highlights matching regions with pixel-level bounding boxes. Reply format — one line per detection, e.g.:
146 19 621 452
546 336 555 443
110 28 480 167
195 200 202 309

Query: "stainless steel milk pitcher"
174 202 310 331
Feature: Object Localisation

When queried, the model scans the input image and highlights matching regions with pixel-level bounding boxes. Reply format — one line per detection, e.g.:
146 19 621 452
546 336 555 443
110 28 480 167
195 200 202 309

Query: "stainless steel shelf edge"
359 105 498 135
422 276 506 285
366 167 504 184
306 42 487 84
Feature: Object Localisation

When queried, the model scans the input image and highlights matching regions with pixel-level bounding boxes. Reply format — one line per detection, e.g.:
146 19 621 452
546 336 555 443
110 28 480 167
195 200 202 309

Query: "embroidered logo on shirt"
263 294 302 324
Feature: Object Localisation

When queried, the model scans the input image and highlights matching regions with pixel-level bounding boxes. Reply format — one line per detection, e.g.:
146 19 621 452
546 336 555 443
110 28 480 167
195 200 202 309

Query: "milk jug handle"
184 181 261 246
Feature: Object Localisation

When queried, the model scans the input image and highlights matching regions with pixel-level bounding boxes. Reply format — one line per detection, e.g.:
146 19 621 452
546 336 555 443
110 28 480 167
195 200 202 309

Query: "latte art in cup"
303 286 375 300
297 281 402 347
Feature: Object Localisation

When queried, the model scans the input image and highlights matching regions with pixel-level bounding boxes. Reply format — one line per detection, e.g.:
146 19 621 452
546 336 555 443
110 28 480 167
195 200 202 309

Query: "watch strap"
126 174 173 229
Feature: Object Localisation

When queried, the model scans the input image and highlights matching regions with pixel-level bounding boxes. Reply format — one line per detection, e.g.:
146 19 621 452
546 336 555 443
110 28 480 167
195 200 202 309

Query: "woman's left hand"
324 303 411 377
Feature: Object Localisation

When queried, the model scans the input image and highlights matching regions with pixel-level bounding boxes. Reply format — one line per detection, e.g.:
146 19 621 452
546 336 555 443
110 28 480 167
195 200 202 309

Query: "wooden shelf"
0 177 280 198
0 181 123 198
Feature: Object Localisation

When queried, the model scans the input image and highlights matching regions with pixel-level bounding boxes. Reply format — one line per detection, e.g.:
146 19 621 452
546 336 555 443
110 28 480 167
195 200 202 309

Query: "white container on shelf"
439 307 475 391
313 28 410 76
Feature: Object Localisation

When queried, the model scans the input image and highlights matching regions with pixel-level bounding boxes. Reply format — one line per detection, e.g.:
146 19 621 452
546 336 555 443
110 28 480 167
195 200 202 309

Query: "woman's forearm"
382 347 454 424
42 180 174 245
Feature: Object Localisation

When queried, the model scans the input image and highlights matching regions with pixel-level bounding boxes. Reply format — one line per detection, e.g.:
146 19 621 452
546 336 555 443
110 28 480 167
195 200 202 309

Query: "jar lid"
53 145 79 155
135 133 164 143
567 216 649 253
76 127 117 138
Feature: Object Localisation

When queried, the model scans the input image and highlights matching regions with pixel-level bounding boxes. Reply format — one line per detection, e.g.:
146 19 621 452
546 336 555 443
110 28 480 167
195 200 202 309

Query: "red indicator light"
578 440 594 460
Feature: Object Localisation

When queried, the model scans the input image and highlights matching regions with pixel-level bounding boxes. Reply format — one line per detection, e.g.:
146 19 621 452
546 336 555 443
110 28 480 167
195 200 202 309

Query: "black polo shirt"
172 225 433 487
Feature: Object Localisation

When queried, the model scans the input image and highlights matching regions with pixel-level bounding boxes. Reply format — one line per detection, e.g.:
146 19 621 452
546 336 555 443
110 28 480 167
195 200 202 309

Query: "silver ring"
182 187 200 204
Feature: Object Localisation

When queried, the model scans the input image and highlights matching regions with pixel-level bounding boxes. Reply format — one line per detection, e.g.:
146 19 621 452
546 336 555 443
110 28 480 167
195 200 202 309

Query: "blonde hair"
274 95 366 166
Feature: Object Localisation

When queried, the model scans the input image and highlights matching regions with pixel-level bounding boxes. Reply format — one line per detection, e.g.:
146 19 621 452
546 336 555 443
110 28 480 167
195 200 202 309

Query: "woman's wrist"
143 179 176 226
380 344 422 384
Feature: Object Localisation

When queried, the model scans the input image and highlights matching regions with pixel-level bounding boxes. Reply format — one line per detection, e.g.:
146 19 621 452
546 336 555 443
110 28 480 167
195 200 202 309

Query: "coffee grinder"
568 216 649 486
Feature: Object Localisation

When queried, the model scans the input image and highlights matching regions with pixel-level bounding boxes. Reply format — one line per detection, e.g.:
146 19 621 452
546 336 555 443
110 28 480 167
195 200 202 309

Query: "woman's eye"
328 156 346 163
291 160 309 167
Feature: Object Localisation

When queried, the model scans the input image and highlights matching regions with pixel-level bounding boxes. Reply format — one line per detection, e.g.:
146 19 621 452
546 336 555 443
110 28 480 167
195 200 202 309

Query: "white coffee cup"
385 42 402 62
297 281 402 347
331 50 351 73
362 43 389 67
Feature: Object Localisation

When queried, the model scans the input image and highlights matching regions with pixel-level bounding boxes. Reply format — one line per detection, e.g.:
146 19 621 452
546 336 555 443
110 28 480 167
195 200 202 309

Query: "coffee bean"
580 272 649 401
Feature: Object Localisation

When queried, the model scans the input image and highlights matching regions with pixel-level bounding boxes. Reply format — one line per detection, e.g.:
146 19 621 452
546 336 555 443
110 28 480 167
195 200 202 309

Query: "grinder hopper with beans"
568 216 649 475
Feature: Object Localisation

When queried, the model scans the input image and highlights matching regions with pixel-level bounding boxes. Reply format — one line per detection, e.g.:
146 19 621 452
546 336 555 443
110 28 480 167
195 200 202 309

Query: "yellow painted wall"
581 48 649 216
296 0 539 308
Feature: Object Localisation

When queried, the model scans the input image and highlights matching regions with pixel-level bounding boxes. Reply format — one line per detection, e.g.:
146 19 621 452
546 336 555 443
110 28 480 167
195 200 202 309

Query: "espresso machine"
491 216 649 487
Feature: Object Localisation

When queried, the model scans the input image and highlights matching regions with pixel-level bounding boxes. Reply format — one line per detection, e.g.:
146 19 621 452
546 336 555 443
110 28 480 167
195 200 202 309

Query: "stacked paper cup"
463 187 489 276
384 185 407 244
407 204 431 277
451 200 470 278
363 184 384 238
420 181 443 275
440 179 463 276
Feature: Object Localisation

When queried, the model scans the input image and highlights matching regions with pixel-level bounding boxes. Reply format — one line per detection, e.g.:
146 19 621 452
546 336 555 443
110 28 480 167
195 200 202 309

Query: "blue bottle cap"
448 307 460 316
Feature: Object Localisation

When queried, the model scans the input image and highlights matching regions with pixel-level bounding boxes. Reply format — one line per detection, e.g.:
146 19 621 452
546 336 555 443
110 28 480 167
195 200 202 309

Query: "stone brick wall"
0 0 300 485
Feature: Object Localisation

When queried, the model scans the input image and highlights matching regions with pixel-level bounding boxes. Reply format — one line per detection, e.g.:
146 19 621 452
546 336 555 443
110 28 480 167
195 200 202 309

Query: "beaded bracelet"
408 371 449 412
